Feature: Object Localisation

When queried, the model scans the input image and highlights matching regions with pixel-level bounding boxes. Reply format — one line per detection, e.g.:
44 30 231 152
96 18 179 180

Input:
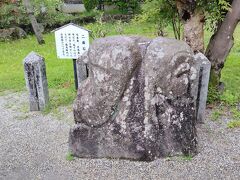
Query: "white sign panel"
54 23 90 59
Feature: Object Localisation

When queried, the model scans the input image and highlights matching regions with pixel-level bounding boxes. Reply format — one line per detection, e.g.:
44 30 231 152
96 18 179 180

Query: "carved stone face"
143 37 198 99
168 53 197 97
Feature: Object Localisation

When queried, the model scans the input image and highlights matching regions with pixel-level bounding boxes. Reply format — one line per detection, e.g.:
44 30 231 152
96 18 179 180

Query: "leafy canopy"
137 0 231 32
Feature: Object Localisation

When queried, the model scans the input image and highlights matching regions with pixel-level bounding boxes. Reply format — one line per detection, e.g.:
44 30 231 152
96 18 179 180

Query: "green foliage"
207 85 221 104
0 22 156 109
66 152 74 161
0 0 78 29
86 12 110 39
181 155 193 161
207 41 240 105
0 34 76 111
220 90 239 105
220 52 240 105
32 0 77 27
106 0 141 14
201 0 231 32
83 0 98 12
0 1 28 28
135 0 180 39
103 8 122 15
137 0 232 38
231 108 240 120
116 0 140 13
43 88 76 114
136 0 174 23
227 120 240 128
211 109 222 121
114 20 126 34
0 22 239 111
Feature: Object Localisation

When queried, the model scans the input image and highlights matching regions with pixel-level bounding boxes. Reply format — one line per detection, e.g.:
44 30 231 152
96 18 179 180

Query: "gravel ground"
0 92 239 180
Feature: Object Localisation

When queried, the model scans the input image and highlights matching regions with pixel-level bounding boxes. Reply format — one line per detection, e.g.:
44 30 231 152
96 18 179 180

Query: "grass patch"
181 155 193 161
227 108 240 128
220 54 240 105
227 120 240 128
66 152 74 161
204 26 240 105
85 21 156 39
0 33 76 111
43 88 76 114
0 34 74 91
0 22 240 111
219 26 240 105
231 108 240 119
211 109 222 121
0 22 157 111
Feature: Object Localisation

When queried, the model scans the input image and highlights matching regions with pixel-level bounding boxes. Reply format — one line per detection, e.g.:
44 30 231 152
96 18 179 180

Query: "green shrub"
115 0 140 13
134 0 181 39
0 2 28 28
105 0 141 14
32 0 76 27
0 0 77 30
83 0 98 12
86 12 109 39
207 85 221 104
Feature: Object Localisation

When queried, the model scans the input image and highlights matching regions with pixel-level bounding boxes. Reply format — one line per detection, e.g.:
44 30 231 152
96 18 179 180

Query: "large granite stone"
69 36 201 161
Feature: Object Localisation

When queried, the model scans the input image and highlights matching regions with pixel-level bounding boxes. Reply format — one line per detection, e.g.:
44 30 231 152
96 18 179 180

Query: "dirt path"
0 92 239 180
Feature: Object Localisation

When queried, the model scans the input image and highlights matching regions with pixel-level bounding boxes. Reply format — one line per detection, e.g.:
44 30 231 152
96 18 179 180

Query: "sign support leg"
73 59 78 90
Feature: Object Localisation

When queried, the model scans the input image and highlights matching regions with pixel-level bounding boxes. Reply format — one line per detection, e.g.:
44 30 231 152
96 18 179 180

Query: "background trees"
1 0 239 101
206 0 240 94
23 0 45 44
138 0 239 100
0 0 76 30
83 0 98 11
83 0 142 13
135 0 181 39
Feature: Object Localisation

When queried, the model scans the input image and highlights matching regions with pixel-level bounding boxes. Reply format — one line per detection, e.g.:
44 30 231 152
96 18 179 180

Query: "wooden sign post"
53 23 90 90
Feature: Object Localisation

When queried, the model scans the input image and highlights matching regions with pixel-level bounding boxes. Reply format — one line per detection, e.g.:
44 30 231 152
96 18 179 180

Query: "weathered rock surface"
23 52 49 111
194 53 211 123
0 27 27 41
76 52 88 87
69 36 202 161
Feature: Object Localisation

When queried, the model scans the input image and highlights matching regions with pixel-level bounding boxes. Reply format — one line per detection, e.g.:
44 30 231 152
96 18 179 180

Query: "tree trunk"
172 14 181 40
183 11 204 53
176 0 205 53
23 0 45 44
205 0 240 90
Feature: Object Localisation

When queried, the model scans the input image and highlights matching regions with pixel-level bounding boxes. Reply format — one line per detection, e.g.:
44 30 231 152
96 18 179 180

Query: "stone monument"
23 52 49 111
69 36 210 161
194 53 211 123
